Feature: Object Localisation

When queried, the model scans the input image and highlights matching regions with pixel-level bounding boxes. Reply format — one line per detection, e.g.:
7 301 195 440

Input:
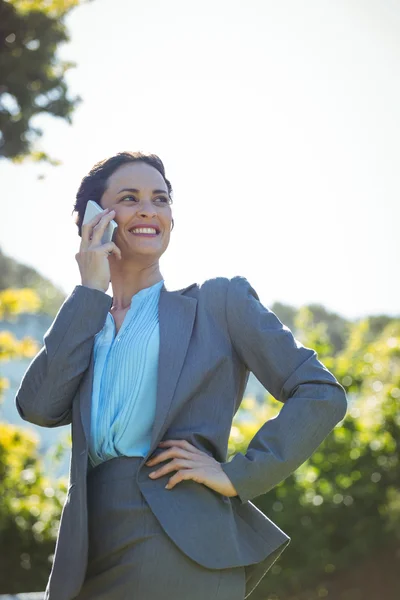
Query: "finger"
103 241 122 260
165 468 201 489
149 458 194 478
83 209 114 245
158 440 203 455
90 210 116 245
147 449 192 467
81 209 109 247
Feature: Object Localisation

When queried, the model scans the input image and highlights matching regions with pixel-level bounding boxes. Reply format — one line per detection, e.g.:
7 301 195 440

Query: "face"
99 161 173 260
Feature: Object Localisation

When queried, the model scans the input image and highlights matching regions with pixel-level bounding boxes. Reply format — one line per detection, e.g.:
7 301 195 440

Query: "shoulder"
181 275 260 309
180 275 249 296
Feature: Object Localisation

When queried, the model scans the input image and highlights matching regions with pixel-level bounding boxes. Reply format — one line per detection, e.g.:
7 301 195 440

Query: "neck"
109 260 164 311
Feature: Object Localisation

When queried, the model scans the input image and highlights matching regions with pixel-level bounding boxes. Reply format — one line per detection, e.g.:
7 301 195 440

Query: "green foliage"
228 317 400 598
0 422 69 593
0 247 67 317
0 282 70 593
1 272 399 595
0 284 41 408
0 0 83 162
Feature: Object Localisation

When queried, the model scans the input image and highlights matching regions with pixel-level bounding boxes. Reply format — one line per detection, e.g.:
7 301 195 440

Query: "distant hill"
0 246 70 476
0 246 67 318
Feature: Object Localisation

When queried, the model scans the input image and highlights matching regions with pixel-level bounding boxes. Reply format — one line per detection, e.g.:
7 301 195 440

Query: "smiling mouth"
129 231 160 237
129 227 159 237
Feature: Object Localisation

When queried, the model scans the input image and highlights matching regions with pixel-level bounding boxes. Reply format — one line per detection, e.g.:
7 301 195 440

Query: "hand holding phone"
82 200 118 244
75 202 121 292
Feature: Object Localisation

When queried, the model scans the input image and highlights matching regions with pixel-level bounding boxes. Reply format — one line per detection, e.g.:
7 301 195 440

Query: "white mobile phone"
82 200 118 245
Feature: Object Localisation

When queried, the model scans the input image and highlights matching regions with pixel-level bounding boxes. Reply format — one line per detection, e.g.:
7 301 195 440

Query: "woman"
15 151 348 600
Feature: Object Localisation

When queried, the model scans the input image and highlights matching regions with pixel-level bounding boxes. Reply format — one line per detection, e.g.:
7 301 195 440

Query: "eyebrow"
117 188 169 195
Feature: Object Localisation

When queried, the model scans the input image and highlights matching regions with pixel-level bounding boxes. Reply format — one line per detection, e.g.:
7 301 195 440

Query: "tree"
0 246 67 317
228 316 400 599
0 286 71 593
0 0 84 163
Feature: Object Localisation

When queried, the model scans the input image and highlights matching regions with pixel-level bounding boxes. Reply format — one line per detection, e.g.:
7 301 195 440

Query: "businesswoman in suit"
15 151 348 600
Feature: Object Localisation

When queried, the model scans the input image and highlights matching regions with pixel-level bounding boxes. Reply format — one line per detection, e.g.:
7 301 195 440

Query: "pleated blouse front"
88 279 164 471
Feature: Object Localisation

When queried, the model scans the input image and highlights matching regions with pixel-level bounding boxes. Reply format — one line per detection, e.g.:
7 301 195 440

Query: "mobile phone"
82 200 118 245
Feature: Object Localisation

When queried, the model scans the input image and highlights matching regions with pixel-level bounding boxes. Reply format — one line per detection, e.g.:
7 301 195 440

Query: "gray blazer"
15 275 347 600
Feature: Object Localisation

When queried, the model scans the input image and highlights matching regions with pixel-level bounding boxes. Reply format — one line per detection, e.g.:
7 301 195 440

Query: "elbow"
332 386 348 423
15 396 72 428
15 396 34 423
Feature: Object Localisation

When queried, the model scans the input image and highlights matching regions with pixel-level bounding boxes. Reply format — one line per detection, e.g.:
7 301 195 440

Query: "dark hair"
71 151 173 237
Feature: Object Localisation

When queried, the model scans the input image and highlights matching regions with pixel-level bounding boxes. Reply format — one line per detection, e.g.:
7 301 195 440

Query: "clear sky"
1 0 399 320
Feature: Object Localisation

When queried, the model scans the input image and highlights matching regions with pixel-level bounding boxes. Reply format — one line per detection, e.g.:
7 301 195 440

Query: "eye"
120 195 172 204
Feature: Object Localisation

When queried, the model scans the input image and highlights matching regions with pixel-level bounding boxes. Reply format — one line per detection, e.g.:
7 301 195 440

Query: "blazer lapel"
80 351 95 445
79 282 197 452
149 284 197 449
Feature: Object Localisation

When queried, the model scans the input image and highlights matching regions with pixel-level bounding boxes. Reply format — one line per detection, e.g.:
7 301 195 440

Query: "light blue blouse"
88 279 164 470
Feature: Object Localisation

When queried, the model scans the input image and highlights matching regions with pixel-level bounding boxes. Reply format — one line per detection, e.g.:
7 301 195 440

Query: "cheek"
162 227 171 247
114 206 130 220
161 210 173 229
162 228 171 242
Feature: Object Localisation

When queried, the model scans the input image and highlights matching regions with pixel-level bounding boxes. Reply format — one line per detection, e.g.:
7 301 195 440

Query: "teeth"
131 228 158 234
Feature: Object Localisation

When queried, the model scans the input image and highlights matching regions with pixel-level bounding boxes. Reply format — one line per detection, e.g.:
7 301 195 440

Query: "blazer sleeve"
220 275 348 504
14 285 112 428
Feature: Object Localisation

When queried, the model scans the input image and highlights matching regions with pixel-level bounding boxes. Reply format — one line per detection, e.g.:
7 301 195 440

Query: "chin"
130 249 166 260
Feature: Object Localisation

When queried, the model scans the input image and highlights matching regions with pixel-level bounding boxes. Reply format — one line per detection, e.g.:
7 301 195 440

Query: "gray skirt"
73 455 246 600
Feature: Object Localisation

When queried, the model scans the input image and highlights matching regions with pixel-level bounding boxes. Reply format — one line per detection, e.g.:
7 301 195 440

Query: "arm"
220 276 347 504
15 285 112 428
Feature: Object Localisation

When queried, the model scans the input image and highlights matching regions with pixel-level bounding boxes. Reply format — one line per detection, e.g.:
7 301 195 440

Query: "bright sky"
1 0 399 320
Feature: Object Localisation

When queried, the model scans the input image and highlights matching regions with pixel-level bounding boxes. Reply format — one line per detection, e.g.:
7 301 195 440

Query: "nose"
137 198 157 217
